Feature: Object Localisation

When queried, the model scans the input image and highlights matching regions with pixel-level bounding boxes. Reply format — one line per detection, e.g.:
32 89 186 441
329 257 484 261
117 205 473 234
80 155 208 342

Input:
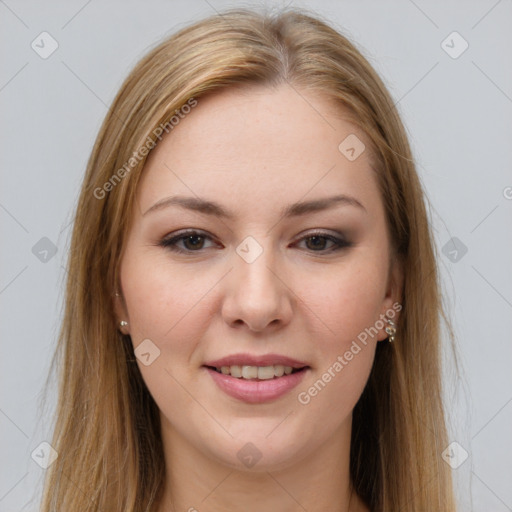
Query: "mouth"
202 362 311 404
204 364 309 380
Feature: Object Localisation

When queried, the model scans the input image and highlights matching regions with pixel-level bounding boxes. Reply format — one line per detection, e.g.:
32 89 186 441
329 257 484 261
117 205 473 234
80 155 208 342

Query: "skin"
115 83 403 512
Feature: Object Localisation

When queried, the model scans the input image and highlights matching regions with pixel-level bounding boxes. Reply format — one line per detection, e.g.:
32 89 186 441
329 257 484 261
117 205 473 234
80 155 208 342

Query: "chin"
206 427 311 473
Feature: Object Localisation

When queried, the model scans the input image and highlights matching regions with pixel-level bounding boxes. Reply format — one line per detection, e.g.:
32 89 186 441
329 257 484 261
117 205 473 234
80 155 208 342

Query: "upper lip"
203 353 310 369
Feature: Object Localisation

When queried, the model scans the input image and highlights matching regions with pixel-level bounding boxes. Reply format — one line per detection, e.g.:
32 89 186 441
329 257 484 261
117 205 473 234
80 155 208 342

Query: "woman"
41 6 457 511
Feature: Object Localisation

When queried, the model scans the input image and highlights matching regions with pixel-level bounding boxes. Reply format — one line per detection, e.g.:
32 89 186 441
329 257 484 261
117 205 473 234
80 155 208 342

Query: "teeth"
242 365 258 379
256 366 274 380
230 365 242 378
274 365 285 377
216 364 300 380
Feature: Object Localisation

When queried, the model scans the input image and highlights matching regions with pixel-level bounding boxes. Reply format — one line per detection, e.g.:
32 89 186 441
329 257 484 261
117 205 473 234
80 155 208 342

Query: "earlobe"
119 320 130 334
378 254 404 342
114 291 130 334
387 253 404 307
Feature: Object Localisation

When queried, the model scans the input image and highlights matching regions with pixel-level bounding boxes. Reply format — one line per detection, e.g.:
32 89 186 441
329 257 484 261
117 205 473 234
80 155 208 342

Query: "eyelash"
158 229 352 255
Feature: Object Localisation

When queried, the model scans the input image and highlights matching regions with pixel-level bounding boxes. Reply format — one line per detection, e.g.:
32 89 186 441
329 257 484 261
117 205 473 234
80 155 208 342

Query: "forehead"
135 83 381 220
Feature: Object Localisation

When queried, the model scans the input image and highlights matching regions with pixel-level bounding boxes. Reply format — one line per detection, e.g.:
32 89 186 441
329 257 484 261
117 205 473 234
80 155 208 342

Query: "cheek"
120 256 217 419
299 256 387 348
293 268 381 430
121 254 216 345
290 255 385 407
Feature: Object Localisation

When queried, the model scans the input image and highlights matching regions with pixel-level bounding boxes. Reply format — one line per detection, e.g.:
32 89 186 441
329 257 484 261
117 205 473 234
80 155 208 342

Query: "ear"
113 290 130 335
376 253 404 341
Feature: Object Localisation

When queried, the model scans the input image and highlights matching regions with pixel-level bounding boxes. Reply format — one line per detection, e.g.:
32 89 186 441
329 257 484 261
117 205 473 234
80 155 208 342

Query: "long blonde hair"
40 6 456 511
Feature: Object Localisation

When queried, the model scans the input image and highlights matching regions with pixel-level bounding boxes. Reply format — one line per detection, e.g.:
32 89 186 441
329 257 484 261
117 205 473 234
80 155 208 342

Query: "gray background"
1 0 511 510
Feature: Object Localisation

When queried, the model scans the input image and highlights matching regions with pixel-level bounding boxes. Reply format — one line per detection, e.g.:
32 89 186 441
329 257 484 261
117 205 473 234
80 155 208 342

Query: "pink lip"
203 366 310 404
203 353 309 369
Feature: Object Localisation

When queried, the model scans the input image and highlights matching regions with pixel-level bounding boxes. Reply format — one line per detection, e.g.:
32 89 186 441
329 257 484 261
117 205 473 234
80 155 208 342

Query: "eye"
158 230 216 253
158 229 352 254
294 231 352 253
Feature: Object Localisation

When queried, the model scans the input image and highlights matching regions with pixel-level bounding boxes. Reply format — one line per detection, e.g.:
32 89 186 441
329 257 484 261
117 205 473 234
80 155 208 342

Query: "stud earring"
119 320 128 328
384 316 397 343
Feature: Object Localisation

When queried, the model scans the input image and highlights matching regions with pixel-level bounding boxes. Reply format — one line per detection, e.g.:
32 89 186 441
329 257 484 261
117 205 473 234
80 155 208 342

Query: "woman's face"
116 83 402 471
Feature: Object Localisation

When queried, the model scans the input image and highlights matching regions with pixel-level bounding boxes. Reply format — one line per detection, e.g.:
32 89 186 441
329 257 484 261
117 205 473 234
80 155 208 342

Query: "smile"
203 365 310 403
208 364 305 380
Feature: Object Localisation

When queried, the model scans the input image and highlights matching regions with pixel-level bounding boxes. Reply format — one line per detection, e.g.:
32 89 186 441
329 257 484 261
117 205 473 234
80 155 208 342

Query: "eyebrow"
142 194 367 219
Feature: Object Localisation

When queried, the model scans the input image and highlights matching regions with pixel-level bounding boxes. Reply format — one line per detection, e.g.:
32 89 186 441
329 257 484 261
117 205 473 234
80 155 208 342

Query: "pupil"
307 236 325 250
185 235 203 250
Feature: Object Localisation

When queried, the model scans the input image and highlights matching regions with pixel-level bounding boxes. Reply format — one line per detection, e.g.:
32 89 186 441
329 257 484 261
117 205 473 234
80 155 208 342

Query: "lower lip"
204 366 309 404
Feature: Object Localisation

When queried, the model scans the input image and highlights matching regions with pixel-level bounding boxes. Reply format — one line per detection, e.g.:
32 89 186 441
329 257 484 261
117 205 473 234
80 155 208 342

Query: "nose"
221 241 293 333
